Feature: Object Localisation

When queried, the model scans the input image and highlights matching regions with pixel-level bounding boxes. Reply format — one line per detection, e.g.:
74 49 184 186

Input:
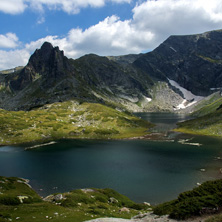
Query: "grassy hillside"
1 176 222 222
154 179 222 220
192 93 222 117
175 95 222 137
0 100 154 145
0 176 149 222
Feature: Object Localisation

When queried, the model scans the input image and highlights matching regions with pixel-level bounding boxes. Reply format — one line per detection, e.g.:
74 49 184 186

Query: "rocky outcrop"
85 212 208 222
84 212 178 222
134 30 222 96
8 42 73 92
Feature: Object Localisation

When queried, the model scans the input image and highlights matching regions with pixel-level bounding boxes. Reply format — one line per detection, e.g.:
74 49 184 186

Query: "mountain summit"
9 42 71 92
27 42 70 79
134 30 222 96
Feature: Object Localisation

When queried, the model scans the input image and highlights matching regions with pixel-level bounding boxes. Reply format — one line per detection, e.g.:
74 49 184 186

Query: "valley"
0 30 222 143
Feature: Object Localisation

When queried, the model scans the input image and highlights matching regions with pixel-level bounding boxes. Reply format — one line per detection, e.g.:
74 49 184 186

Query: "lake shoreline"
0 130 166 148
0 132 180 149
1 112 222 205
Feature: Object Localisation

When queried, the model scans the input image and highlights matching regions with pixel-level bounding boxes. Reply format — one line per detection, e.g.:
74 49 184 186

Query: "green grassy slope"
192 93 222 117
0 100 154 145
154 179 222 220
0 176 150 222
175 96 222 137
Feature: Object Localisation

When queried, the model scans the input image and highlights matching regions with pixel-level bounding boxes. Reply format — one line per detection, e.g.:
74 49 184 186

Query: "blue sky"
0 1 134 44
0 0 222 70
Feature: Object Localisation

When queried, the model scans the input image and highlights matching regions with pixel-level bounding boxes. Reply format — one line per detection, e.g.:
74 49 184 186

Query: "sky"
0 0 222 70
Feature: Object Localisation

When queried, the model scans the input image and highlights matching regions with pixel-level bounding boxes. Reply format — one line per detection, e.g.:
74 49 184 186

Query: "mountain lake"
0 112 222 205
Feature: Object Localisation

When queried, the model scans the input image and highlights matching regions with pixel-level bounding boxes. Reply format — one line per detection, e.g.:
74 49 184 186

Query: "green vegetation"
175 108 222 137
0 66 24 75
198 55 222 64
206 214 222 222
0 100 154 145
153 179 222 220
192 93 222 117
0 176 41 203
0 176 150 222
175 96 222 137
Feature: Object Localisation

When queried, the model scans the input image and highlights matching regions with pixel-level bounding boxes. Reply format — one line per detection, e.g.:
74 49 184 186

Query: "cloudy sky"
0 0 222 70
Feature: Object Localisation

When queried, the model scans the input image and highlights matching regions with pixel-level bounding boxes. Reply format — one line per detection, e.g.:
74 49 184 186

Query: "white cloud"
0 49 29 70
132 0 222 45
0 33 19 48
0 0 27 14
63 15 154 57
110 0 132 3
0 0 132 15
1 0 222 70
28 0 105 14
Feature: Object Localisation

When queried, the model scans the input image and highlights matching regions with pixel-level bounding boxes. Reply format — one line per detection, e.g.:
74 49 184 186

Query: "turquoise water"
0 113 222 205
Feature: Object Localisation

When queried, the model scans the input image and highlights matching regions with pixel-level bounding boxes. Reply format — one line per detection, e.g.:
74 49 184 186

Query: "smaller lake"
135 112 190 133
0 113 222 205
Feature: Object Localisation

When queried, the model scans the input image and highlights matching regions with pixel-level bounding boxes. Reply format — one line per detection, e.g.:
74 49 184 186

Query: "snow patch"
170 46 177 52
210 87 221 91
168 78 204 110
175 99 197 110
168 78 203 101
176 99 187 110
146 97 152 102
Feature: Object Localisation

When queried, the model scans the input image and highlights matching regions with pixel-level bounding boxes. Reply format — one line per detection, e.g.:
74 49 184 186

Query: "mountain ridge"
134 29 222 96
0 42 155 111
1 29 222 112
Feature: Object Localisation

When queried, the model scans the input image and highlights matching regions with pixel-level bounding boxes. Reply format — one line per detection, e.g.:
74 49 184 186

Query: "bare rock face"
9 42 72 92
134 30 222 96
0 42 153 111
1 42 81 110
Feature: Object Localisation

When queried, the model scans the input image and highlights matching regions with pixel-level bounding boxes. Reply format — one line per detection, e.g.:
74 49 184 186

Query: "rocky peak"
27 42 66 77
41 41 54 51
28 42 54 67
9 42 71 92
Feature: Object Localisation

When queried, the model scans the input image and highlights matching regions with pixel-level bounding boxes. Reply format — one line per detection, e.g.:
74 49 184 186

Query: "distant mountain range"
0 29 222 112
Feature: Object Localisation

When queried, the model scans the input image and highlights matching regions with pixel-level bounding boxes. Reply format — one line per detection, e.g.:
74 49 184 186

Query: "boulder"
109 197 119 204
54 194 63 201
119 207 130 213
17 196 28 203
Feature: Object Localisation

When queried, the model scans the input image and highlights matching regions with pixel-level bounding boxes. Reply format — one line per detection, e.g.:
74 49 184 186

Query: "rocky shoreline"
85 213 177 222
85 212 210 222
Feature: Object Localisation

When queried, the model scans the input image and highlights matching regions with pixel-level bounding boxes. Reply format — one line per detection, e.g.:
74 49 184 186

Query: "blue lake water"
0 113 222 205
